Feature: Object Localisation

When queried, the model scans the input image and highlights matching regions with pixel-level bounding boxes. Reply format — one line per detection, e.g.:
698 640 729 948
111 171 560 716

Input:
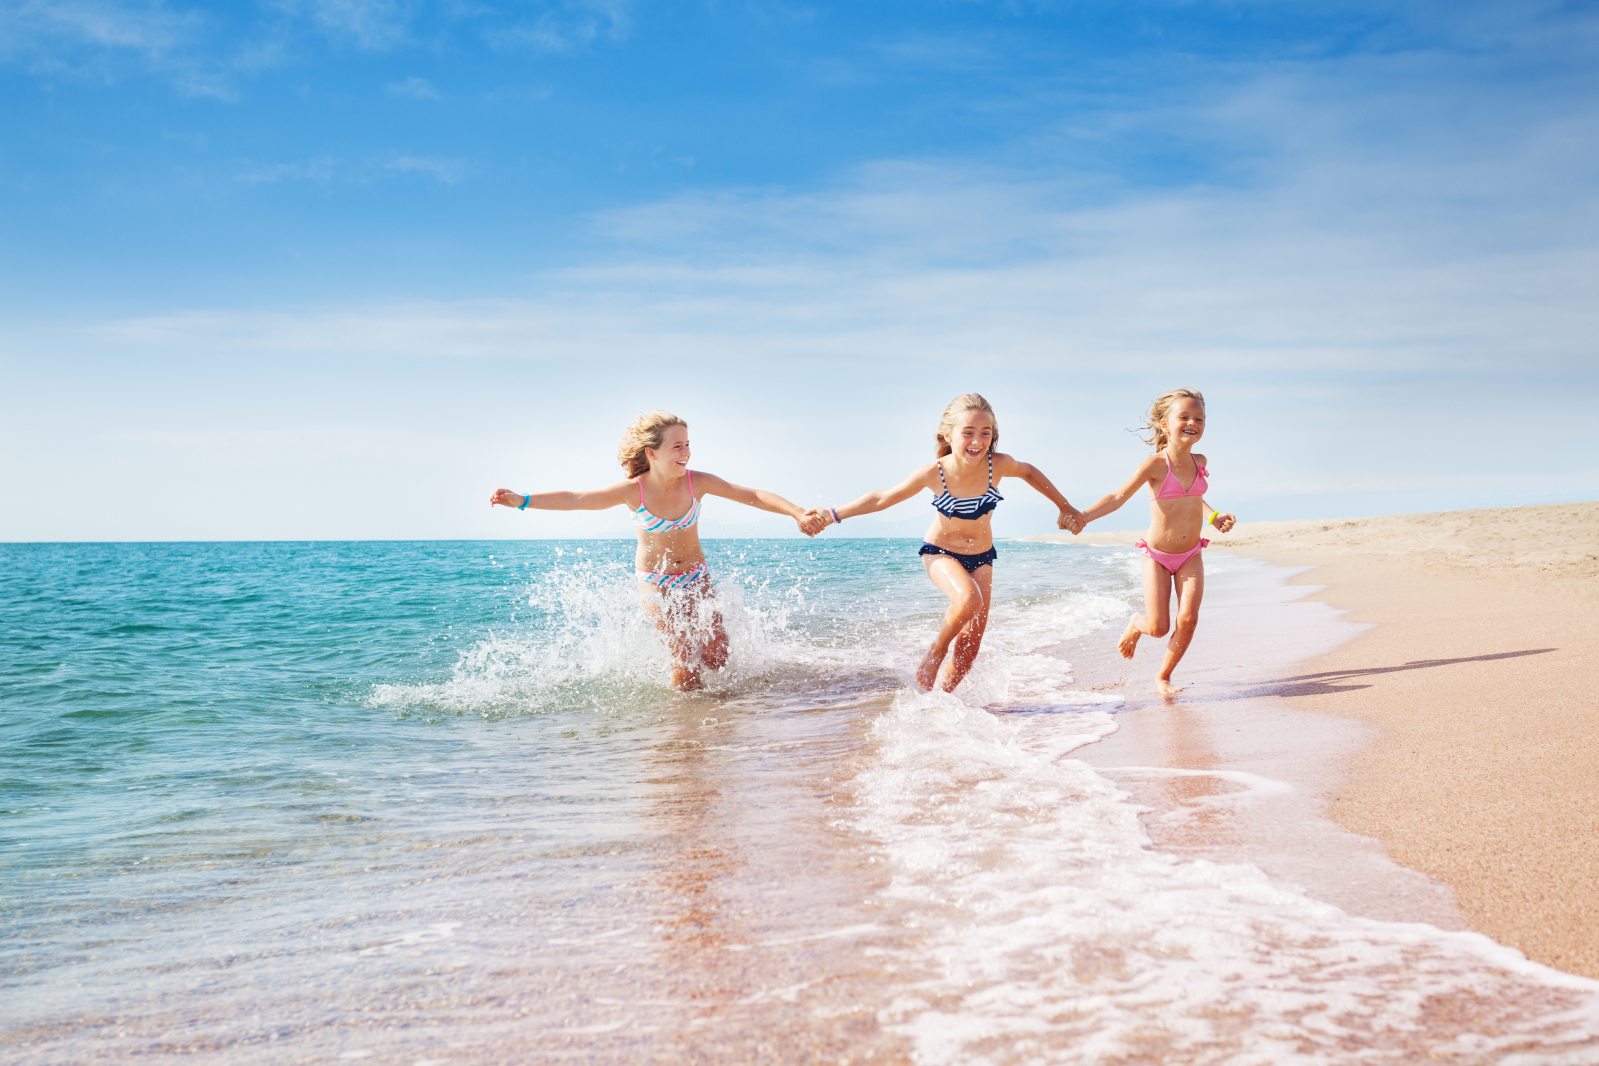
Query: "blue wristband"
518 493 531 510
830 507 841 525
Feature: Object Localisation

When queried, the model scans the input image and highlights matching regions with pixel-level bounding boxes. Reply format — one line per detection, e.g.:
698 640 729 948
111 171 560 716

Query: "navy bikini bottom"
918 543 998 573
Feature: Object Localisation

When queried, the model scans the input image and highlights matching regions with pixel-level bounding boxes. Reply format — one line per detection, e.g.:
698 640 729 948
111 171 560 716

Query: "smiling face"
1163 397 1206 450
644 424 691 477
947 409 996 466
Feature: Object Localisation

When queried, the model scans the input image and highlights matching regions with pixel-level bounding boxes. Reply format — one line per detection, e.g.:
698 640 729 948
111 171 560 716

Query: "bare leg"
694 587 729 673
643 581 727 692
938 564 993 692
1156 554 1205 695
917 556 985 691
1120 555 1174 660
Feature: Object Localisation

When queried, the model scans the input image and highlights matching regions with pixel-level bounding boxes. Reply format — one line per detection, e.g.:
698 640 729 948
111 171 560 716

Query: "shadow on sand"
1224 648 1558 698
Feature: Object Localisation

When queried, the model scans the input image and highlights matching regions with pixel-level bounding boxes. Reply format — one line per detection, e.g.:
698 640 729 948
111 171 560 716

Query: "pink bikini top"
1155 449 1208 499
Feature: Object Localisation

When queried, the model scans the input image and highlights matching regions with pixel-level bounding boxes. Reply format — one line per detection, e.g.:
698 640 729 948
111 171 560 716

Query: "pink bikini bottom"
1137 538 1209 575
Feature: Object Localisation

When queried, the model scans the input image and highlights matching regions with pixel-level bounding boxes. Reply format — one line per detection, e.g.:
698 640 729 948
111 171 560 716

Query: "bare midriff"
635 528 707 576
923 514 994 555
1145 495 1207 554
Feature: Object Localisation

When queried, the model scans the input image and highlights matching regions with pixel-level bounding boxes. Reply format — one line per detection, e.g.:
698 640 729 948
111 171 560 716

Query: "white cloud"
385 153 468 182
295 0 411 49
235 156 339 183
385 73 437 99
230 153 470 184
0 0 199 57
486 0 632 52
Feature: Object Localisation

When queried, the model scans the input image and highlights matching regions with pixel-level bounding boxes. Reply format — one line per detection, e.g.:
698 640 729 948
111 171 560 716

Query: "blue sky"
3 0 1596 540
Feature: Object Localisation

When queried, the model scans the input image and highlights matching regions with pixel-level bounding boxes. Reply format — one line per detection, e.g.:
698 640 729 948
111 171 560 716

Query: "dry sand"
1031 501 1599 978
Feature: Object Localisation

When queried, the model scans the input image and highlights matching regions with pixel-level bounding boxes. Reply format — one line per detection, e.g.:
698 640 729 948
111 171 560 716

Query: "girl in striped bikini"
809 394 1085 692
489 410 815 690
1078 388 1237 696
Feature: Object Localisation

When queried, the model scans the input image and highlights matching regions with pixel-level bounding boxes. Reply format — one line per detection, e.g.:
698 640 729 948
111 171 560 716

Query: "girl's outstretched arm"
993 454 1085 534
1079 457 1165 525
813 466 935 530
488 482 636 511
692 472 817 536
1199 498 1237 533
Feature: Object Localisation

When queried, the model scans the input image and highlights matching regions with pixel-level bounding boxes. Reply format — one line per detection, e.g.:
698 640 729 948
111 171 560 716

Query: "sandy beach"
1030 501 1599 978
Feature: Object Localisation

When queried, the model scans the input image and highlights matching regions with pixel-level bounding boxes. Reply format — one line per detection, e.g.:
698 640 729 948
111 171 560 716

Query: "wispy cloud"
290 0 412 50
0 0 641 91
874 32 1001 71
235 156 339 183
385 153 468 182
385 73 437 99
0 0 215 87
230 153 470 184
0 0 200 56
129 34 1598 380
486 0 633 52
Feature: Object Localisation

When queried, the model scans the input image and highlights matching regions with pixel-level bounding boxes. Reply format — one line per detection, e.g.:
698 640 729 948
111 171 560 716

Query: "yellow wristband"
1208 510 1220 527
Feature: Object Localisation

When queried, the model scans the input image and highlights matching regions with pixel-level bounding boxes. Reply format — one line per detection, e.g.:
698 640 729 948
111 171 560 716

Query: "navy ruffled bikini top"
930 453 1003 520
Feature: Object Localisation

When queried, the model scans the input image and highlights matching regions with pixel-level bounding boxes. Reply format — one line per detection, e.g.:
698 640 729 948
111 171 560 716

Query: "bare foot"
672 665 703 691
1118 616 1143 660
1156 677 1182 696
916 649 945 691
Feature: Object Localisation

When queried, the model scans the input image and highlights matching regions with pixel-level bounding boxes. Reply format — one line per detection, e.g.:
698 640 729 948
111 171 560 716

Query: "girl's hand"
489 488 525 509
799 509 829 536
1057 505 1086 534
1212 512 1237 533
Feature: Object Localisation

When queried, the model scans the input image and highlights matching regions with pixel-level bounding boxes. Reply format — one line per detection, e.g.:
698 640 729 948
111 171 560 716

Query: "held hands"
488 488 526 508
798 508 830 536
1056 505 1086 535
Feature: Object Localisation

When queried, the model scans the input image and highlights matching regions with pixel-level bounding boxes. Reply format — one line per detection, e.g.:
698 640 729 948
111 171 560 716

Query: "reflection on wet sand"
1099 694 1250 856
1150 698 1247 850
632 704 914 1065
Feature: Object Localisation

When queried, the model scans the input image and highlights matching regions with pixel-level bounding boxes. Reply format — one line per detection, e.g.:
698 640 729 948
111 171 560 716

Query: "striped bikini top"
1155 449 1208 499
930 453 1003 520
631 472 701 532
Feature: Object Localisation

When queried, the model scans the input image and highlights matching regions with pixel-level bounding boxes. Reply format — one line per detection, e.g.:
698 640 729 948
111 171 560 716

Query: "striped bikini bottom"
635 562 709 591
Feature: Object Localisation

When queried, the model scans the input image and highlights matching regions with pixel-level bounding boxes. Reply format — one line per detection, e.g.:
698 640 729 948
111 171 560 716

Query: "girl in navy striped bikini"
810 394 1085 692
490 410 815 690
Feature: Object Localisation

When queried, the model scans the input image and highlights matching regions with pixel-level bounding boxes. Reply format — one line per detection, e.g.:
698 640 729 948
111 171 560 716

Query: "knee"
1175 611 1199 633
1147 617 1170 638
952 592 982 622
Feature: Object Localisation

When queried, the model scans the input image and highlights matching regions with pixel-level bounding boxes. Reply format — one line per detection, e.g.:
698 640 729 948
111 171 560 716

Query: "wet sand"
1028 501 1599 978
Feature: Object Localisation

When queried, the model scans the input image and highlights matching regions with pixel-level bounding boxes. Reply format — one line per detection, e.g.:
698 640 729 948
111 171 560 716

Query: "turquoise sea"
5 539 1599 1064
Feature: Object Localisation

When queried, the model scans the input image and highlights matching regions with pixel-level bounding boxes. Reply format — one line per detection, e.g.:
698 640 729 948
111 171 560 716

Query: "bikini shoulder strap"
686 469 695 499
936 457 949 491
635 478 644 509
987 451 994 489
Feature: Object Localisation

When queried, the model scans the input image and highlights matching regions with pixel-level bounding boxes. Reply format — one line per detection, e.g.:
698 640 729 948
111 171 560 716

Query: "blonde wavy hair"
1144 388 1205 452
935 393 999 458
618 410 687 478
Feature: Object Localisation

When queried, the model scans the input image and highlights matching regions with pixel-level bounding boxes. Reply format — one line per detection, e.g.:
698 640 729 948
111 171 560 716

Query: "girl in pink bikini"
1080 388 1236 695
488 410 815 691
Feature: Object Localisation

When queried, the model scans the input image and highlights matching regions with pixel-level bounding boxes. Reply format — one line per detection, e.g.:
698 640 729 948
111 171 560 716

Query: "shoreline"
1043 552 1469 932
1026 500 1599 978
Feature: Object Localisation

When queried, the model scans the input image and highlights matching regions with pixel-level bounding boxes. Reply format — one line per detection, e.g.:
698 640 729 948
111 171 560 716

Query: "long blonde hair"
935 393 999 457
618 410 687 478
1144 388 1205 452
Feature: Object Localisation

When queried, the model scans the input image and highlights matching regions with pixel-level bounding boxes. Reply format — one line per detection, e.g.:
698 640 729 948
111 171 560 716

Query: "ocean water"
4 539 1599 1065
